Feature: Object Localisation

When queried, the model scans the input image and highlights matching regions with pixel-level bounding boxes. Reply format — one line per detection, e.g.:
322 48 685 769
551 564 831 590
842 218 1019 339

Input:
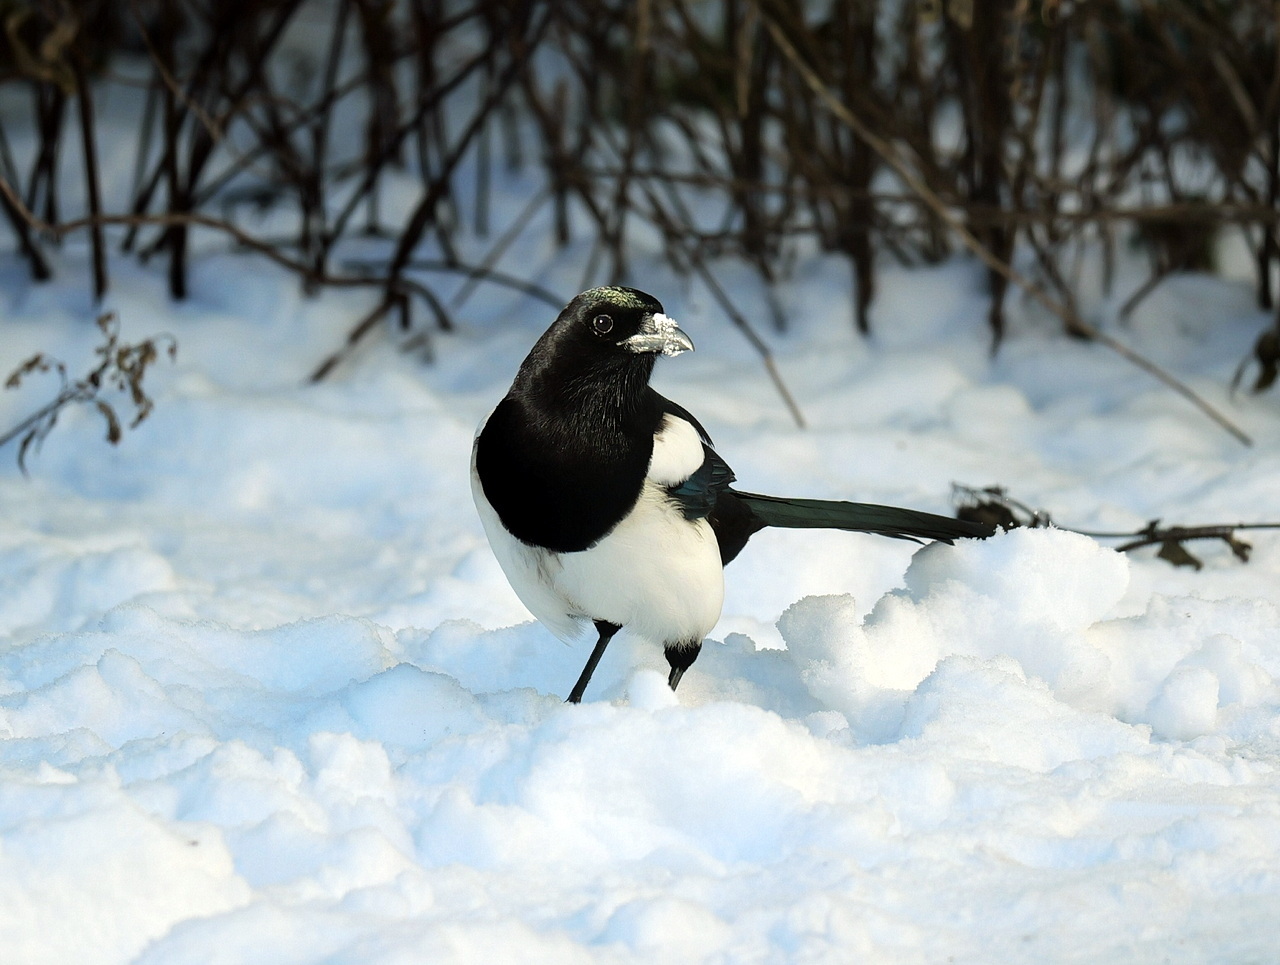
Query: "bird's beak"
621 312 695 357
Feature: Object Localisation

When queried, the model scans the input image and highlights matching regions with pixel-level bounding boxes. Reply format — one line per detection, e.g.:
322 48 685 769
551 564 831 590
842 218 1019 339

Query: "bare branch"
756 3 1253 447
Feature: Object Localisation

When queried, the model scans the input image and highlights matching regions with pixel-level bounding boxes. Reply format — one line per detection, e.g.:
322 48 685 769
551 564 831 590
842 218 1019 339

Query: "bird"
471 286 994 703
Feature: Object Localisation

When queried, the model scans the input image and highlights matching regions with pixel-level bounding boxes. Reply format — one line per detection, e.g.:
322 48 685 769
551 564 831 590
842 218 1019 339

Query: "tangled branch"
953 484 1279 571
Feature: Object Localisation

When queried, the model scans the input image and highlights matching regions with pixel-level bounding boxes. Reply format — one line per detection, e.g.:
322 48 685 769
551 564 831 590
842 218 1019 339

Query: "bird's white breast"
646 413 705 485
470 411 724 648
553 480 723 646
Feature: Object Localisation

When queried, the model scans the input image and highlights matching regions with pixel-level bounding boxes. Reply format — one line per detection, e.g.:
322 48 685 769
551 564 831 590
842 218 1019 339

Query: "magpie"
471 286 994 702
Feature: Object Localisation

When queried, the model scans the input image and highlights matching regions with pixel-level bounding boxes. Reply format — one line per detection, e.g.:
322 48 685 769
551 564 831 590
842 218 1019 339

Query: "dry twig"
953 484 1278 571
1 313 176 473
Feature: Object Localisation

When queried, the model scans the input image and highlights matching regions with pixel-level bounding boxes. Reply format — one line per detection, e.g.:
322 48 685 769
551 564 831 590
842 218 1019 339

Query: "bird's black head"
513 286 694 416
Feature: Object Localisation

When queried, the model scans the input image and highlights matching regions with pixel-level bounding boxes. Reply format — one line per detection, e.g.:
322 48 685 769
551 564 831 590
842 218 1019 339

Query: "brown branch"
126 0 223 144
953 484 1277 569
71 51 107 301
692 256 807 428
343 256 564 310
0 174 442 334
307 298 396 384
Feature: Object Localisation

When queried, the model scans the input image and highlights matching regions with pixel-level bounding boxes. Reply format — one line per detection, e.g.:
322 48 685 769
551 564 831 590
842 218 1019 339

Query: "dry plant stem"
1 313 176 473
127 0 223 144
29 86 65 226
448 187 552 309
72 55 108 301
342 257 564 310
1112 524 1280 554
691 258 806 429
0 175 434 325
324 32 512 249
955 484 1280 551
758 3 1253 448
0 385 88 452
307 299 396 383
0 119 50 278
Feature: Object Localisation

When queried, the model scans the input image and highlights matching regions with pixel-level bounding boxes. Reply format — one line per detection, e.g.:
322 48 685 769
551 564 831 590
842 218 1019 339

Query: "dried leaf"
4 9 78 94
949 0 974 30
1157 539 1203 571
1252 330 1278 393
96 401 122 444
5 353 52 388
129 397 154 429
1225 535 1252 563
957 500 1021 531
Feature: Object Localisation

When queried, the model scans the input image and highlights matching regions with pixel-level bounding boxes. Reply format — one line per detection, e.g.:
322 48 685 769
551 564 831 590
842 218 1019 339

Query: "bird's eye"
592 314 614 335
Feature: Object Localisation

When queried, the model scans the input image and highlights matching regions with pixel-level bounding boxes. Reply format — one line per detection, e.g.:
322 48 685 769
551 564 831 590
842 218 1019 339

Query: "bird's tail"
730 490 994 544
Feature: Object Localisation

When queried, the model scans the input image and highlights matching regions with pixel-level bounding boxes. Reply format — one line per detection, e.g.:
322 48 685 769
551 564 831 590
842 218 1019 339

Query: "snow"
5 95 1280 965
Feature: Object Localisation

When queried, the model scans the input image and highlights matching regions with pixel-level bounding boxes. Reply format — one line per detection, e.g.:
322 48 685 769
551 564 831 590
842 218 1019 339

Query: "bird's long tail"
730 490 994 544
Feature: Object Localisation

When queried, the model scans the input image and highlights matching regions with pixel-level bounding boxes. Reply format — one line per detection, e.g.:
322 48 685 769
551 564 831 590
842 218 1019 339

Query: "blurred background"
1 0 1278 391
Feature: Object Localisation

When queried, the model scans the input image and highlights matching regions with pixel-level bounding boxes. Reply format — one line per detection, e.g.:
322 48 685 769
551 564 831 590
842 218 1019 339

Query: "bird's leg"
566 620 622 703
664 641 702 692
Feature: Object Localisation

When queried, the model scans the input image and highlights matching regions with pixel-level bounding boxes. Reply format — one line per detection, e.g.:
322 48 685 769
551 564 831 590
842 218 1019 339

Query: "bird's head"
515 286 694 410
558 286 693 358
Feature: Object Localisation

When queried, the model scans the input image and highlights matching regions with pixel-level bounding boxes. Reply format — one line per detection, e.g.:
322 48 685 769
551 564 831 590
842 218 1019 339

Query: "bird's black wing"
666 443 735 521
662 440 766 566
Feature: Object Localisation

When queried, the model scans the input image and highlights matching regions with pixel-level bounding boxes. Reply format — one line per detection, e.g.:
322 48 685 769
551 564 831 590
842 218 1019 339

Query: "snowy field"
5 83 1280 965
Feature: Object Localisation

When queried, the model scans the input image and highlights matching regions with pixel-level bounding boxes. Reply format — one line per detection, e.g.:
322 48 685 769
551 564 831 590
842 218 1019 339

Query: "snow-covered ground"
5 77 1280 965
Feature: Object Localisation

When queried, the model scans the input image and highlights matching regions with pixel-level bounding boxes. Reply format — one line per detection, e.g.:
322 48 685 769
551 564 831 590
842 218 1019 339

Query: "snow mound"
781 527 1280 752
781 528 1128 740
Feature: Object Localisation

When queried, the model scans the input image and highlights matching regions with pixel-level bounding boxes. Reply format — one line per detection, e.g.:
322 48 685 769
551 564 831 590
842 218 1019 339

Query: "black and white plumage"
471 286 993 702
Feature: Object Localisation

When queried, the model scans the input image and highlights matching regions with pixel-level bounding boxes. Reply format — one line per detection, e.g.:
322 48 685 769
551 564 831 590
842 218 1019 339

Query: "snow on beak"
621 312 695 357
